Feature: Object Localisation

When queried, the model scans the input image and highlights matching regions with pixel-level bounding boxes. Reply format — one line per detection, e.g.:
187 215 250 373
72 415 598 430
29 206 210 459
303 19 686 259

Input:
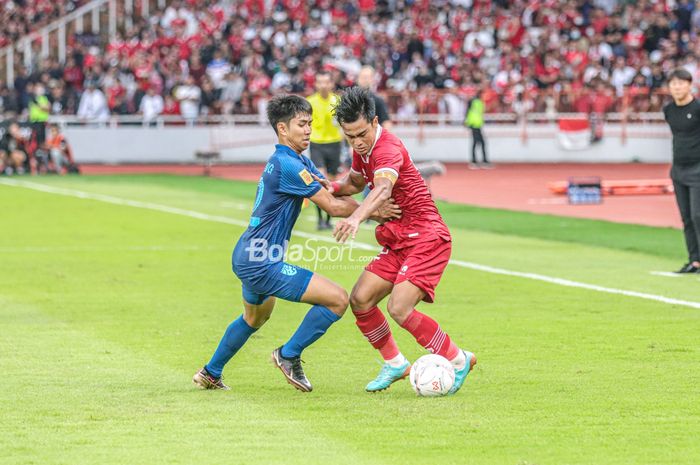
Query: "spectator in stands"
188 53 206 85
0 0 84 49
48 81 70 115
0 81 21 117
162 94 181 116
199 77 221 115
139 86 165 125
206 50 232 90
174 75 201 124
6 0 700 121
77 80 109 123
220 71 246 115
0 122 30 175
62 57 84 92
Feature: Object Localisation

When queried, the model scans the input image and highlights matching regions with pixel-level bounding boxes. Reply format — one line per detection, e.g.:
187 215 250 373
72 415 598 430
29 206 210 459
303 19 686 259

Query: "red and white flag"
557 118 591 151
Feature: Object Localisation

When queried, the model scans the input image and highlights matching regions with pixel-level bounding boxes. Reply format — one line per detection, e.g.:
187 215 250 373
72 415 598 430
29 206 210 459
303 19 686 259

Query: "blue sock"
281 305 340 358
205 315 257 378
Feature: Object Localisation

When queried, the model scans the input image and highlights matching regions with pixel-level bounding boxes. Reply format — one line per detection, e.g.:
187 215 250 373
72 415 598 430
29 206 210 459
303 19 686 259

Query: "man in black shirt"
664 68 700 273
356 66 392 130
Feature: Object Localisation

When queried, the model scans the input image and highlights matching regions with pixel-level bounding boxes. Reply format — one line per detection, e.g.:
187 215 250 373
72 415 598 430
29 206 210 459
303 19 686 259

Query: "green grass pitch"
1 174 698 465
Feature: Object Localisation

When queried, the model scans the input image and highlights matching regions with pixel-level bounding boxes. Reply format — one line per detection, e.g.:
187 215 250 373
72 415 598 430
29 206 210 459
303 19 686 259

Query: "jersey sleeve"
278 158 323 198
306 157 326 180
372 147 403 184
350 151 362 175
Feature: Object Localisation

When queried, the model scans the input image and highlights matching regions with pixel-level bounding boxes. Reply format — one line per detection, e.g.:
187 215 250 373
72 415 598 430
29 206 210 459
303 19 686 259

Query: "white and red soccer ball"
409 354 455 397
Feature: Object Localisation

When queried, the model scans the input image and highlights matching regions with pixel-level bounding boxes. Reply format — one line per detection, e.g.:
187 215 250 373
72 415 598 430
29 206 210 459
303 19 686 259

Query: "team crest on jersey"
281 264 298 276
299 169 313 185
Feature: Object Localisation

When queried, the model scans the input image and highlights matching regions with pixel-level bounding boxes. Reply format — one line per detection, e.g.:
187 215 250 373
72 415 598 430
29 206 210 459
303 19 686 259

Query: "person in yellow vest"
464 89 491 169
29 83 51 173
307 70 343 230
29 83 50 141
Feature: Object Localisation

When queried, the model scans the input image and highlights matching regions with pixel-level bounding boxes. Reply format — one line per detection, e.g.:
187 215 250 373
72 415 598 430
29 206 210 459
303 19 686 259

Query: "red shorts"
365 238 452 303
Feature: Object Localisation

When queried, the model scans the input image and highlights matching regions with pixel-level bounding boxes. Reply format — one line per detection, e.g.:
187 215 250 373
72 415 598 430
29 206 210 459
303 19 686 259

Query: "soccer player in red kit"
328 87 477 393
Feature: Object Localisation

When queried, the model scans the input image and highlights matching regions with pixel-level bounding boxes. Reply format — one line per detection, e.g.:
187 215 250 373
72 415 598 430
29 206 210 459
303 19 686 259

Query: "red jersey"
351 127 451 250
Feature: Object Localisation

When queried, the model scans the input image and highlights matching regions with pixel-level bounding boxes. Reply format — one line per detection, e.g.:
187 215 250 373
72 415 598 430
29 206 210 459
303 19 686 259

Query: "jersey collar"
361 124 383 163
275 144 302 158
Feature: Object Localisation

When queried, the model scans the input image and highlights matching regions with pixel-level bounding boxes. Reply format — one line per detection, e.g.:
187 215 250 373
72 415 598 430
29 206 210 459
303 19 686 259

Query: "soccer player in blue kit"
193 95 399 392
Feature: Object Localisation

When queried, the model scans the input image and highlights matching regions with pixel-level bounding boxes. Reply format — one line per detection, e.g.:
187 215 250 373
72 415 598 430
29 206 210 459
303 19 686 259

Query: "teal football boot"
448 351 477 395
366 360 411 392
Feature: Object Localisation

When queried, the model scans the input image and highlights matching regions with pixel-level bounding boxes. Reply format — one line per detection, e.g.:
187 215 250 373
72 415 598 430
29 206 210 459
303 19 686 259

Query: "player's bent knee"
386 298 412 324
326 286 349 317
349 289 370 312
349 283 383 312
243 312 270 329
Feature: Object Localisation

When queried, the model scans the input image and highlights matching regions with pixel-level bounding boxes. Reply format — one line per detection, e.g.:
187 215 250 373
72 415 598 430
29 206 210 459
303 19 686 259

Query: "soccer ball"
409 354 455 397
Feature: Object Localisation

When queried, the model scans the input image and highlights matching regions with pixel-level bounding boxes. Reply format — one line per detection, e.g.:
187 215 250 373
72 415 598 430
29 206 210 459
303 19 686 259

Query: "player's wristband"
330 181 341 194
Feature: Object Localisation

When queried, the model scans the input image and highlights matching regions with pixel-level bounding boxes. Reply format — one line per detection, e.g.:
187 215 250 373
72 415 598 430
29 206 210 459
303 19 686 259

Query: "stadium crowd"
0 0 87 48
0 0 698 123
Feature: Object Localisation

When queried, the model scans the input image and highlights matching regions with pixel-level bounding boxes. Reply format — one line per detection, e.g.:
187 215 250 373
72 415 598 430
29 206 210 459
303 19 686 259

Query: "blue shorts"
233 258 314 306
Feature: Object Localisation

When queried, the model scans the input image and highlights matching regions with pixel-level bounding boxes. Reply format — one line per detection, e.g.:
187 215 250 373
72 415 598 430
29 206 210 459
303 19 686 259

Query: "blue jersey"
232 144 324 276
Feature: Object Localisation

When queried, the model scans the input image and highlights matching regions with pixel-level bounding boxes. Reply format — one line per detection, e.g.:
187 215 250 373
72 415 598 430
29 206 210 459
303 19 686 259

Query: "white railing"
34 112 668 128
0 0 167 87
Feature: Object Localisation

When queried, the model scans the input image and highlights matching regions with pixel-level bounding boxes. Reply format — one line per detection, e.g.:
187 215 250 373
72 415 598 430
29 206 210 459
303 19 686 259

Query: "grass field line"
4 177 700 311
649 271 683 278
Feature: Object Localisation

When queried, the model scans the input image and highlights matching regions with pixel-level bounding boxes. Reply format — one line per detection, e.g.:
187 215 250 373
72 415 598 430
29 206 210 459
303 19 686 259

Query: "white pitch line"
4 178 700 310
453 260 700 309
649 271 682 278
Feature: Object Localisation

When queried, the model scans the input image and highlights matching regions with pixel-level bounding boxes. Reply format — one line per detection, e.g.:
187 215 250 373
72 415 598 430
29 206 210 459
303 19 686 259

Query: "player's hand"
334 216 360 243
311 173 334 193
376 198 402 220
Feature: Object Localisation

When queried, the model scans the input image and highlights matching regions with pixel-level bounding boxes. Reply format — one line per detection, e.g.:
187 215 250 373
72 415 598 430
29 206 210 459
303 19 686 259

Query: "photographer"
45 124 78 175
0 122 30 175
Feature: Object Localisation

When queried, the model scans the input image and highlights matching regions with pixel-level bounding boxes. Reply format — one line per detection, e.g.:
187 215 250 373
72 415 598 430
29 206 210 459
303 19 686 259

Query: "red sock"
400 310 459 360
354 306 400 360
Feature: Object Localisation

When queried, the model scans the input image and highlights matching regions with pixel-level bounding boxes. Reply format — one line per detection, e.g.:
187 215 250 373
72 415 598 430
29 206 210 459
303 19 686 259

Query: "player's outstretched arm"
310 172 401 221
334 176 394 243
312 171 366 196
309 187 360 218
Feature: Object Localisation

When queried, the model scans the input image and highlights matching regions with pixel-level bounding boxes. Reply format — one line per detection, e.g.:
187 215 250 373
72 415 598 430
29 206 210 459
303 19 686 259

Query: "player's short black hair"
334 86 376 126
669 68 693 83
316 69 332 79
267 94 312 135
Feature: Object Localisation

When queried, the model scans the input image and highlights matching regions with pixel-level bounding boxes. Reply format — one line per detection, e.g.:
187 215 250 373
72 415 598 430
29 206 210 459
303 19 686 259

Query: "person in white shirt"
206 51 232 89
77 81 109 123
139 87 164 125
220 71 246 115
174 76 201 124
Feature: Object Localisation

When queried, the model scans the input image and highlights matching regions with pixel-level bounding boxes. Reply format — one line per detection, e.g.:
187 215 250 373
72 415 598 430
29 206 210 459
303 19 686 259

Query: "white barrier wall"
64 124 673 164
